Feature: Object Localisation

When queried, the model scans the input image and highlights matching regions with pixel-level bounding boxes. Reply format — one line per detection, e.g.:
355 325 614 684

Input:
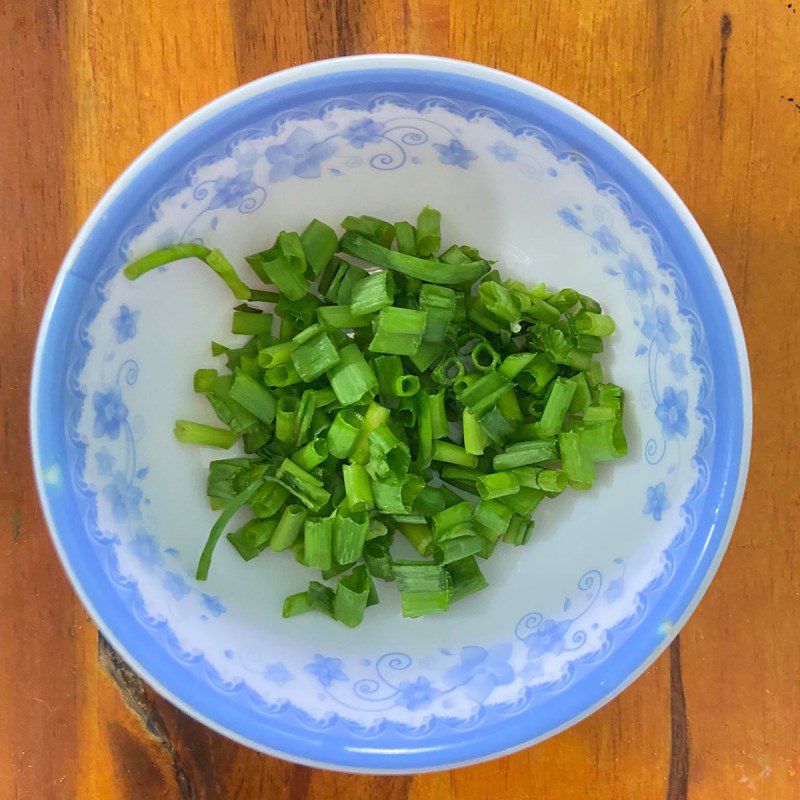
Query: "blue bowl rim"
30 54 752 773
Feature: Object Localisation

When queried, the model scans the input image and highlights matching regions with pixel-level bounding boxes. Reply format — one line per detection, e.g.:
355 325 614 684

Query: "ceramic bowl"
31 55 751 773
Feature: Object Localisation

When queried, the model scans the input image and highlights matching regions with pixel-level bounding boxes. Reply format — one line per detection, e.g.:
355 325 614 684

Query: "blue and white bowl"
31 55 751 773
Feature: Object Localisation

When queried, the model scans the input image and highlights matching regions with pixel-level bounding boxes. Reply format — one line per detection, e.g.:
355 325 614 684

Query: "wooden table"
1 1 796 797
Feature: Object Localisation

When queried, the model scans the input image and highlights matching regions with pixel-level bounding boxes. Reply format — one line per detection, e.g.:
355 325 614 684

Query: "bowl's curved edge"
30 54 752 774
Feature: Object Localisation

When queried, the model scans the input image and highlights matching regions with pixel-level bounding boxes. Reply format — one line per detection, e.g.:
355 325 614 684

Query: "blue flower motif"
443 644 514 703
669 352 688 378
208 170 259 210
95 448 115 476
265 128 337 181
163 571 190 601
488 142 517 163
129 529 162 566
642 305 680 353
433 139 478 169
201 594 226 616
264 662 293 686
603 576 626 602
643 482 670 521
304 654 348 687
620 253 653 297
522 618 572 659
341 118 384 148
557 207 582 229
591 225 620 254
655 386 689 439
103 472 142 522
93 389 128 440
111 305 140 344
395 676 440 711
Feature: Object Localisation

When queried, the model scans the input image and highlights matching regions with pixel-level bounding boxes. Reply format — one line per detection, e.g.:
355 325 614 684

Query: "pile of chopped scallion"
124 207 627 626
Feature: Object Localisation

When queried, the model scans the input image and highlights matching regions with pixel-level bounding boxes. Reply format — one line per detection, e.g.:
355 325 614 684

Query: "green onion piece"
415 205 442 256
497 388 523 421
498 486 545 516
276 293 321 329
269 504 307 551
277 459 331 510
369 306 427 356
327 409 364 459
458 370 513 416
124 243 211 279
471 341 501 372
372 474 425 514
229 372 277 424
416 390 433 468
581 420 628 461
316 304 373 328
575 333 604 353
250 480 289 518
502 515 535 546
341 232 488 285
478 406 517 445
291 331 341 381
394 220 417 255
466 295 503 333
425 388 448 439
473 499 513 535
246 242 307 301
478 282 522 323
578 293 603 312
432 501 472 539
342 463 374 510
575 311 616 337
302 515 334 570
258 340 298 368
587 359 605 388
463 409 488 455
447 556 488 602
419 285 456 342
559 430 595 488
513 466 568 493
548 287 579 312
350 270 395 315
227 517 278 561
291 438 329 470
477 471 520 500
397 523 434 556
394 374 420 397
409 340 446 372
394 561 449 593
323 258 367 304
174 420 237 449
333 565 374 628
300 219 339 277
249 289 280 303
412 486 446 516
196 479 262 579
327 344 378 407
493 439 559 469
275 396 299 442
534 377 577 436
342 214 395 247
527 352 559 388
334 509 369 564
193 368 218 393
264 362 303 388
350 402 390 465
583 406 616 425
282 591 311 618
374 355 405 407
432 356 465 387
401 590 450 618
367 425 411 481
569 373 592 414
364 537 394 581
498 352 536 379
232 309 273 336
434 534 483 564
432 441 478 468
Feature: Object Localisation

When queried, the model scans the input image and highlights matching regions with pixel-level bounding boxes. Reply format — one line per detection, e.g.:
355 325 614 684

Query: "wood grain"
2 0 798 797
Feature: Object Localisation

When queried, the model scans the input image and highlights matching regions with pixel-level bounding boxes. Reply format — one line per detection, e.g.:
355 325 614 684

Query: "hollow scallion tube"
327 344 378 407
415 205 441 256
369 306 427 356
300 218 338 277
334 509 369 564
534 377 577 436
477 471 520 500
432 441 478 468
303 515 334 570
350 402 390 465
269 504 307 551
350 270 395 315
394 220 417 255
275 397 299 442
316 304 373 328
174 420 237 449
574 311 616 337
342 463 374 510
327 408 364 459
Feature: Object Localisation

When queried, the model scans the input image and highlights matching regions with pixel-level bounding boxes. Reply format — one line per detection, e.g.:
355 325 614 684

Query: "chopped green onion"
300 219 339 277
432 441 478 468
415 205 441 256
327 409 364 458
394 220 417 255
269 504 307 551
446 556 488 602
334 509 369 564
227 517 278 561
342 463 374 510
477 471 520 500
342 215 395 247
369 307 427 356
291 331 341 381
229 372 277 424
303 515 334 570
174 420 238 449
327 344 378 406
350 270 395 315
